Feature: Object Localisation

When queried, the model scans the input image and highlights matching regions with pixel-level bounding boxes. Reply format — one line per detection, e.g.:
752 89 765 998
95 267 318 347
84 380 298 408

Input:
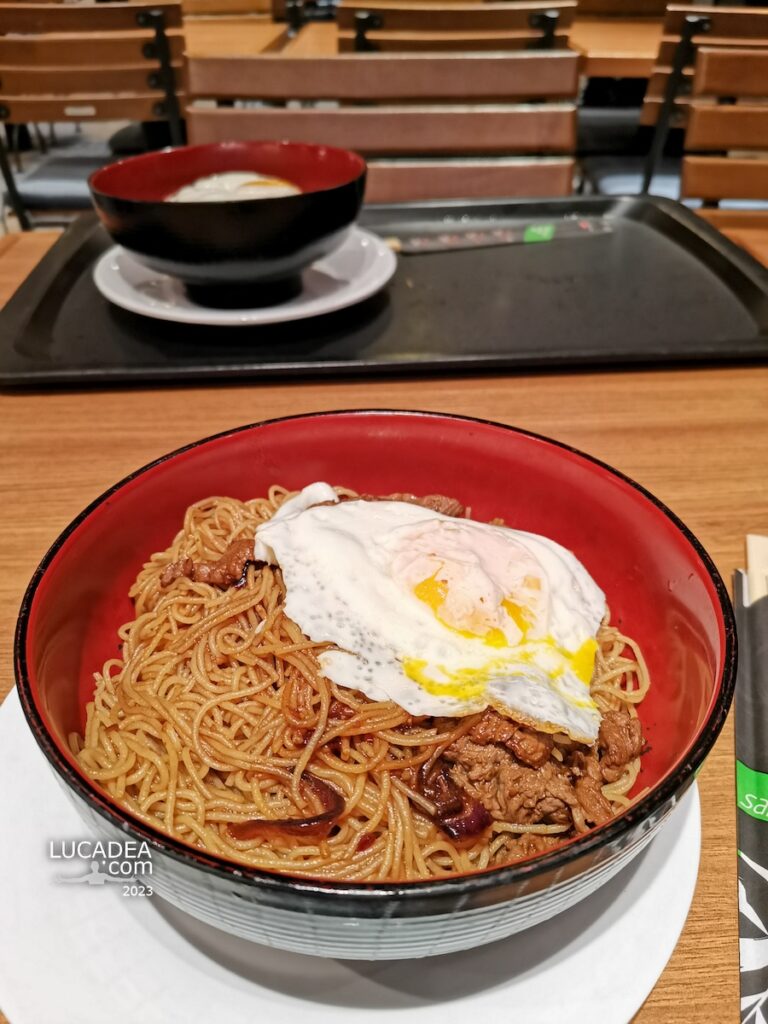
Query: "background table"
570 17 662 77
184 15 291 55
2 227 765 1022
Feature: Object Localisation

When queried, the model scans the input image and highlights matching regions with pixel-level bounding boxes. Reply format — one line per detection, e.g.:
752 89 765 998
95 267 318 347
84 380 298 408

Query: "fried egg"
168 171 301 202
254 485 607 743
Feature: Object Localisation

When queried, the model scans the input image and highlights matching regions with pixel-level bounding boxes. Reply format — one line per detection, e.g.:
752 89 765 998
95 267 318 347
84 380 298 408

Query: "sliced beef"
571 752 613 826
468 709 554 768
443 736 578 827
599 709 644 783
382 493 466 518
160 539 254 589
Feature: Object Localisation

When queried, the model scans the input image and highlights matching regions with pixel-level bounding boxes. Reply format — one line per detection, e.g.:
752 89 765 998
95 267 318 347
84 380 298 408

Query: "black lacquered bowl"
89 141 366 303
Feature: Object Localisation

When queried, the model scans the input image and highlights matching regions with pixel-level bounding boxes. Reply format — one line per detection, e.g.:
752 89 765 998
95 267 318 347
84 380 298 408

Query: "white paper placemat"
0 688 699 1024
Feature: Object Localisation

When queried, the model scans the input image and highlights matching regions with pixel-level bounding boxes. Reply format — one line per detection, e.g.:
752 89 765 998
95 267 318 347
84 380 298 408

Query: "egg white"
254 485 607 743
168 171 301 203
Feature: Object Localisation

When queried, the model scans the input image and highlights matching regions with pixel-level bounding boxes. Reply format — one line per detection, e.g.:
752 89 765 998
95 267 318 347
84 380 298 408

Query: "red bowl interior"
89 141 367 202
18 411 733 877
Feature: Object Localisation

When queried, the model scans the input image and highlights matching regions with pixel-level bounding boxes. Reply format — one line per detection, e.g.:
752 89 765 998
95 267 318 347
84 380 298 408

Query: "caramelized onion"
227 773 345 841
439 796 492 841
356 832 378 853
418 758 491 841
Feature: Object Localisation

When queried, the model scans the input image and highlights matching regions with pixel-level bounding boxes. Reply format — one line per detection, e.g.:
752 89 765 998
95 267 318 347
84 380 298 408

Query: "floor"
1 121 124 236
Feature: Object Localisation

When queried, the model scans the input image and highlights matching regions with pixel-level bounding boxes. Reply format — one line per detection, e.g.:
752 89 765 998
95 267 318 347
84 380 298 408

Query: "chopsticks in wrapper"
384 215 612 255
735 536 768 1023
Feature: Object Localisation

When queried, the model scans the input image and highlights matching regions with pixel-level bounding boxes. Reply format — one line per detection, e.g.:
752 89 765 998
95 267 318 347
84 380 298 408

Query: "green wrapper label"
523 224 555 244
736 760 768 821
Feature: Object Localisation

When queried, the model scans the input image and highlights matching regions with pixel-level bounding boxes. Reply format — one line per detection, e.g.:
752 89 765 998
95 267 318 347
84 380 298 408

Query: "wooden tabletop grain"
569 16 662 77
2 228 766 1022
184 15 291 56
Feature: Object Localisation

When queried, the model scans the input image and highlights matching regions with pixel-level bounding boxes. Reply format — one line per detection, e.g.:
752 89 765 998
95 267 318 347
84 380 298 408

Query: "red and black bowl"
14 411 736 960
89 141 366 304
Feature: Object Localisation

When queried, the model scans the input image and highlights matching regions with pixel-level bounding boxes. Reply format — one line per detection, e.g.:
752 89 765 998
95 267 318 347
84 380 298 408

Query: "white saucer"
92 227 397 326
0 687 699 1024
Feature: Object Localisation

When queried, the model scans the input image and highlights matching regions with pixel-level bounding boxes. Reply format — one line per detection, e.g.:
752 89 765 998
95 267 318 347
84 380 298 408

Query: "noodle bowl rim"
14 409 737 900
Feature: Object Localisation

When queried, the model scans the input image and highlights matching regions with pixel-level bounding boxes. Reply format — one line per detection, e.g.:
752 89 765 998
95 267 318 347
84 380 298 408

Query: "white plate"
92 227 397 326
0 687 698 1024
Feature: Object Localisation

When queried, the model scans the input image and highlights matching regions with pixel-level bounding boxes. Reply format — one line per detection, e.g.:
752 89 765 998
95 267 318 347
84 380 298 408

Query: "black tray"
3 195 768 387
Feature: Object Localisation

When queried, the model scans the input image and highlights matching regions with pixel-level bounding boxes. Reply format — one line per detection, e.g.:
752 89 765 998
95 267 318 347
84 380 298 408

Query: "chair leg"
641 14 711 194
286 0 305 36
32 123 48 155
528 9 559 49
0 132 31 230
8 125 23 173
354 11 382 51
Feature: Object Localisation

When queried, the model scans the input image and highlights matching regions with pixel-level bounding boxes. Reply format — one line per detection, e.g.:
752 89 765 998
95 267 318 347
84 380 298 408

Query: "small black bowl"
89 141 367 300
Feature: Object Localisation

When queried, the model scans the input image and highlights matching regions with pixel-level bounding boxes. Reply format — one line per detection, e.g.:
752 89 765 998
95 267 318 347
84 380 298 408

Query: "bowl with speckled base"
15 410 736 959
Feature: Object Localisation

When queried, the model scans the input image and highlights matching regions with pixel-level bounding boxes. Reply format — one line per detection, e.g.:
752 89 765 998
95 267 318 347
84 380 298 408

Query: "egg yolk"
501 598 532 636
412 573 448 610
401 658 488 702
413 574 508 647
409 574 598 708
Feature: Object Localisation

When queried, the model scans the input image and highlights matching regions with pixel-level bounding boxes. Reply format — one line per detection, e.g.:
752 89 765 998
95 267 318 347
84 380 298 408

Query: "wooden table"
2 228 767 1024
281 20 339 55
568 16 662 77
698 211 768 269
184 14 291 56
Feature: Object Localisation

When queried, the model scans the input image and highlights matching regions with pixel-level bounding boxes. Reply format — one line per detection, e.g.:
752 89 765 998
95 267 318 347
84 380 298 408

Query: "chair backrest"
682 45 768 206
635 3 768 189
183 0 269 13
336 1 577 52
642 4 768 129
0 1 184 139
576 0 669 13
185 50 579 201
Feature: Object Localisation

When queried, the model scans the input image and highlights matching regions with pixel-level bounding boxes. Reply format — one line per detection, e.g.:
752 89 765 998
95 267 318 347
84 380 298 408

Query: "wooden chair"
640 4 768 191
336 1 577 52
576 0 670 14
185 50 579 201
184 0 270 13
585 4 768 197
681 45 768 226
271 0 337 28
0 1 184 228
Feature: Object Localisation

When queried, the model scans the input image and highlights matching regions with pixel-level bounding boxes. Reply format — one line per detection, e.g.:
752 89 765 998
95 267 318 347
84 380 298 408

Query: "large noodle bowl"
71 485 649 882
